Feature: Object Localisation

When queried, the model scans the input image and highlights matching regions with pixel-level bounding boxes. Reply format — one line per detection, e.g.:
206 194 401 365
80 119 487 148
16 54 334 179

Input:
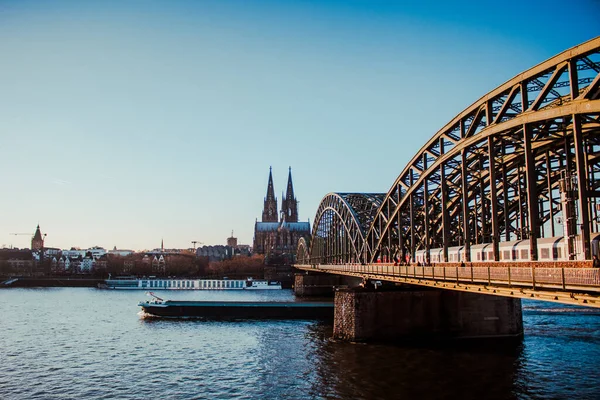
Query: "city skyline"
1 0 599 250
4 222 249 251
3 168 302 251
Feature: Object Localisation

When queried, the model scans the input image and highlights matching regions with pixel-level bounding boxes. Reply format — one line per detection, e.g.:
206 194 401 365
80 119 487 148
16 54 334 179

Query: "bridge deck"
295 264 600 308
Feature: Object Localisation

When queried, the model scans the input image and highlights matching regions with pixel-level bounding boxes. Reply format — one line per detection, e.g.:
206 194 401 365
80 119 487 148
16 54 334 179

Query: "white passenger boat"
98 277 282 290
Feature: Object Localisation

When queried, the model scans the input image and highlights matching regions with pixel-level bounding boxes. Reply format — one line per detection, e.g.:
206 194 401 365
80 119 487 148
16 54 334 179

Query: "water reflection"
307 325 525 400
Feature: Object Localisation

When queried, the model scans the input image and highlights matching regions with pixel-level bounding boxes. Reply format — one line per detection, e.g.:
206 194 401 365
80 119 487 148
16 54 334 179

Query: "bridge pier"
294 272 362 297
333 287 523 342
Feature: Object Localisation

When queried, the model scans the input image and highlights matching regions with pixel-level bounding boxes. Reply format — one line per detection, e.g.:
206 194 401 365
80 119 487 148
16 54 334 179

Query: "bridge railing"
298 264 600 292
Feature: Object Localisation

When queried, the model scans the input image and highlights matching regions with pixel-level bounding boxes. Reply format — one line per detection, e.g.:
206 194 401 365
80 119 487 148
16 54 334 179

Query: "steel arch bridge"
300 37 600 266
297 193 385 265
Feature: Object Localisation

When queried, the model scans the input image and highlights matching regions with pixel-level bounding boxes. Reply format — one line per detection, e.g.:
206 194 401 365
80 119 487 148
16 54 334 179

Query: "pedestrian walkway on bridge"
296 263 600 308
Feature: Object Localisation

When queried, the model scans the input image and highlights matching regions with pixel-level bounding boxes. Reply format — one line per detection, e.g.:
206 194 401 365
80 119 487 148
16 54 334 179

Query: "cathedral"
253 167 310 261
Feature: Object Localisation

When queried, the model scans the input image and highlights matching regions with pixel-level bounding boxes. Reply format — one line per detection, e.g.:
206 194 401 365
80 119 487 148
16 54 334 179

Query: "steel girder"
303 193 385 264
302 37 600 265
365 37 600 263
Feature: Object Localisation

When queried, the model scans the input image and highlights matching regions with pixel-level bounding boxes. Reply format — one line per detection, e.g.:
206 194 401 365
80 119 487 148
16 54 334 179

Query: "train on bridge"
414 234 600 265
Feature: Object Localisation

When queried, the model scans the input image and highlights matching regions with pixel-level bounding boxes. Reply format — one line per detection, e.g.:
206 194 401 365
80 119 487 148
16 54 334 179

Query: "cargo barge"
138 295 334 319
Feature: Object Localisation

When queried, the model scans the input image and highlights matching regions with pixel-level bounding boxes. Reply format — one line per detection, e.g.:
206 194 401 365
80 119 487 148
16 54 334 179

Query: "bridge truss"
301 37 600 265
299 193 385 264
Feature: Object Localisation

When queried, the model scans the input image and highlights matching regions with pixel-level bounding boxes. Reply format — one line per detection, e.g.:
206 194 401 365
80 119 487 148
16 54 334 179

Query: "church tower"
261 167 278 222
31 224 44 251
281 167 299 222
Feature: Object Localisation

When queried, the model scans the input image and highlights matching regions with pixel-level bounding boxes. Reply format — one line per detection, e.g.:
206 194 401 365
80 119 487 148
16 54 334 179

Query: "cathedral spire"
286 166 295 202
282 166 299 222
262 167 278 222
266 166 275 202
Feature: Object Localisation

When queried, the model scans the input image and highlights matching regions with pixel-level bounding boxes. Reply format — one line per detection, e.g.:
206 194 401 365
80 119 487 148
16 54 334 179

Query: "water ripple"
1 291 599 399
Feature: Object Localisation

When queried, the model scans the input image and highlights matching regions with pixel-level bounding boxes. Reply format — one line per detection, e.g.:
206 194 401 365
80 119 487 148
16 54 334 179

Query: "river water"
0 288 599 400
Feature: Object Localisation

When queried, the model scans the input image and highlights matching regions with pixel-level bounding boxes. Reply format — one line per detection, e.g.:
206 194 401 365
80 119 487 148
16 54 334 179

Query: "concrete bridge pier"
294 272 362 297
333 287 523 342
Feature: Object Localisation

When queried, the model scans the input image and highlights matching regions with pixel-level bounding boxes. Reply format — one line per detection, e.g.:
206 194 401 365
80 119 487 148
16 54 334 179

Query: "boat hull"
139 301 334 319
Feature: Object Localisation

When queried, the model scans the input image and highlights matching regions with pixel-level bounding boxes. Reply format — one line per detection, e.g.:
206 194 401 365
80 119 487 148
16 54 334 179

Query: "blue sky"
0 0 598 250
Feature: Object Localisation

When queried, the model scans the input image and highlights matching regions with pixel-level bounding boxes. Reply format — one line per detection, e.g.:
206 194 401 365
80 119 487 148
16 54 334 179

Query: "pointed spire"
161 238 164 251
33 225 43 241
31 224 44 251
262 167 278 222
283 167 299 222
285 166 295 201
265 166 276 202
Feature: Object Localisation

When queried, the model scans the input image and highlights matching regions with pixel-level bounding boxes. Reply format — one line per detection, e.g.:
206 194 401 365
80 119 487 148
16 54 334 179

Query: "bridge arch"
306 37 600 264
305 193 385 264
296 237 310 264
366 37 600 263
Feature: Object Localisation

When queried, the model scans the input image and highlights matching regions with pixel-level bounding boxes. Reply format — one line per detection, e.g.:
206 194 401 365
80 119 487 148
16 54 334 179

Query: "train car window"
541 248 550 259
503 250 510 260
488 251 493 260
477 252 481 261
521 249 528 260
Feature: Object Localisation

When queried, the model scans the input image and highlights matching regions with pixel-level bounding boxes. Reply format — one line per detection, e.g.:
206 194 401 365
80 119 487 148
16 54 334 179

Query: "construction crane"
9 233 33 250
191 241 203 251
10 232 47 243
